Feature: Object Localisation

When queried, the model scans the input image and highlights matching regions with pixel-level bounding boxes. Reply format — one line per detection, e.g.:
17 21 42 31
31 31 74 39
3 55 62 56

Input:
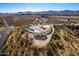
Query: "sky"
0 3 79 13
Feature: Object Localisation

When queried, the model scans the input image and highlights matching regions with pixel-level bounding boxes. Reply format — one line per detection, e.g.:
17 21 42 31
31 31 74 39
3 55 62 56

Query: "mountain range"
1 10 79 16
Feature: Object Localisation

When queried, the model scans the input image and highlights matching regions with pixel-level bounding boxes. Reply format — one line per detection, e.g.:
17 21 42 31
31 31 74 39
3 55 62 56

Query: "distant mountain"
1 10 79 16
15 10 79 16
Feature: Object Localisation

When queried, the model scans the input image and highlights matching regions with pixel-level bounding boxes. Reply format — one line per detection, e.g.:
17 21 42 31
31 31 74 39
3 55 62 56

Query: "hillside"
0 25 79 56
0 15 79 56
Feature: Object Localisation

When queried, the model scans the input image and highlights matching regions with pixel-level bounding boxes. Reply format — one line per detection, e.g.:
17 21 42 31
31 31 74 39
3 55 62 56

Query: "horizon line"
1 9 79 13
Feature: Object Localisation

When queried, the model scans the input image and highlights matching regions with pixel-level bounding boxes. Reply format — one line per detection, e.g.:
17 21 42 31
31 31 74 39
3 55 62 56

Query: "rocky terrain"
0 15 79 56
0 24 79 56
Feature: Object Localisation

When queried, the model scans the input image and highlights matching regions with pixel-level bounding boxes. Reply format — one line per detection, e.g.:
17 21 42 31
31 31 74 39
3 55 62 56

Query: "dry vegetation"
49 16 79 19
0 16 79 56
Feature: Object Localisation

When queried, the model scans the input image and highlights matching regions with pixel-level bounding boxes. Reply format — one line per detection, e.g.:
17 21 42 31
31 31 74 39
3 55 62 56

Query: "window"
34 34 47 40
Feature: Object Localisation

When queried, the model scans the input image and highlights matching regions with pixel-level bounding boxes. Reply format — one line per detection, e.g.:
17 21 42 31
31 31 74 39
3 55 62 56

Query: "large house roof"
27 25 52 34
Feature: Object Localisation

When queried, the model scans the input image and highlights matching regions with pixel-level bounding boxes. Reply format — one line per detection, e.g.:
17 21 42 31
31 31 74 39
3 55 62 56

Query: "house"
25 24 54 48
